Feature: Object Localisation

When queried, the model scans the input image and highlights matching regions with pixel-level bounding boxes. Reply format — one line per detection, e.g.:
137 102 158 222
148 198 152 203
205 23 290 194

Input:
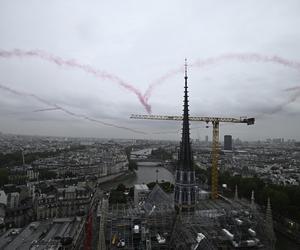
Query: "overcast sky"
0 0 300 141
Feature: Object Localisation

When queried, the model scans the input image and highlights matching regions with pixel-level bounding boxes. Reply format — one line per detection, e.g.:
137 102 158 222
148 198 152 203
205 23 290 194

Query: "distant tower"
174 60 197 213
265 198 276 249
224 135 232 150
21 150 25 165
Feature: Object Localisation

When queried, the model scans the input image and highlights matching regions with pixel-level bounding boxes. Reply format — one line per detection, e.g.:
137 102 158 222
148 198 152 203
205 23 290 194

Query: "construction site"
97 187 275 250
95 63 276 250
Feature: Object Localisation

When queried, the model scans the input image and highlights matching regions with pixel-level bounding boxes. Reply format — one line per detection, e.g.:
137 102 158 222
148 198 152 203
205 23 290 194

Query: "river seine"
99 163 174 190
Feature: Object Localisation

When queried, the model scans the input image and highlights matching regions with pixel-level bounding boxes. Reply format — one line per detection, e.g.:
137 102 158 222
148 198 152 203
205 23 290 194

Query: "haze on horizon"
0 0 300 141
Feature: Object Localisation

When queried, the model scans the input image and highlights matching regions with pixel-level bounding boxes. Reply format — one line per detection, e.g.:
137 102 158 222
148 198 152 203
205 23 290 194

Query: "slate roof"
144 184 173 211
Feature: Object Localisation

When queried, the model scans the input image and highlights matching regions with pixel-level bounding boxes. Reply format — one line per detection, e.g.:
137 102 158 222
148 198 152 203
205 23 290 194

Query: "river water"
99 163 174 190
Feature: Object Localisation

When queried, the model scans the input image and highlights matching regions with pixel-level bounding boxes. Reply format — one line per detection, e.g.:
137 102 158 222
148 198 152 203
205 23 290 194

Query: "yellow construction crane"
130 114 255 199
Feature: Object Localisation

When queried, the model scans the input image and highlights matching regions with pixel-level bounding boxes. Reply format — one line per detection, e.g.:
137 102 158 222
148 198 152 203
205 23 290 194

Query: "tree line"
219 171 300 224
0 145 86 167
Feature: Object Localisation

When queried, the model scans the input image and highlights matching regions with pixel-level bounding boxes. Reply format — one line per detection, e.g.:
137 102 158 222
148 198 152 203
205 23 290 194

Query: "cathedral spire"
179 59 193 170
174 60 196 213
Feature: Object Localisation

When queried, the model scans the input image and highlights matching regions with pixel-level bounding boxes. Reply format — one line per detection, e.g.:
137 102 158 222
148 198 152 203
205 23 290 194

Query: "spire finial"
184 58 188 80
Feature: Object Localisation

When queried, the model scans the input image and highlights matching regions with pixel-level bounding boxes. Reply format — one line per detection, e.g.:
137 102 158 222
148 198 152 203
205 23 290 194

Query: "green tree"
151 147 172 160
128 160 138 171
39 169 57 180
125 146 132 159
0 168 8 187
219 171 300 224
147 181 174 193
128 186 134 198
116 183 126 192
64 171 75 178
109 189 126 204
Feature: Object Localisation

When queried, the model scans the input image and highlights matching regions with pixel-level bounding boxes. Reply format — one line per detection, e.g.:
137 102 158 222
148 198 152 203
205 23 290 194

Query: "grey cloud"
0 0 300 140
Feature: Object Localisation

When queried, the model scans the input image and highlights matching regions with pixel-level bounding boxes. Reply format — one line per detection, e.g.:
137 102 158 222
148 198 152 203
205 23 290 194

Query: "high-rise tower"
224 135 233 150
174 60 197 213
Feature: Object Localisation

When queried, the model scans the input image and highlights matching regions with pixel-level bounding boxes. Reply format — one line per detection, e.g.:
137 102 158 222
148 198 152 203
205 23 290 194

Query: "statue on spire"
234 185 239 200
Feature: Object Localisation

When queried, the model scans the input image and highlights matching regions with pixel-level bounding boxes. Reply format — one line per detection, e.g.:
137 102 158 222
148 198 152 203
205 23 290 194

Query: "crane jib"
130 114 255 125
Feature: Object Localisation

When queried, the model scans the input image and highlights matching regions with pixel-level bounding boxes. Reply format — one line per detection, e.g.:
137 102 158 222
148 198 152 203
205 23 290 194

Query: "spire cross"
184 58 188 80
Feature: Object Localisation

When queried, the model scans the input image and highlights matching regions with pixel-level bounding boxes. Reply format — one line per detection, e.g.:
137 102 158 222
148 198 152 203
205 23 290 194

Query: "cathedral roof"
144 184 173 210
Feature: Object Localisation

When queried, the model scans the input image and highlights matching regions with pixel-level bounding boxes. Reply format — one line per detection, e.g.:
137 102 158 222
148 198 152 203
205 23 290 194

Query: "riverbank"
97 170 135 185
97 164 174 191
163 162 175 174
136 160 175 174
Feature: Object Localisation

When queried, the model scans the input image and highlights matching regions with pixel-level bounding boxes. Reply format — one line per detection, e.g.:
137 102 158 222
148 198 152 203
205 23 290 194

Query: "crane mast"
130 114 255 199
211 121 219 200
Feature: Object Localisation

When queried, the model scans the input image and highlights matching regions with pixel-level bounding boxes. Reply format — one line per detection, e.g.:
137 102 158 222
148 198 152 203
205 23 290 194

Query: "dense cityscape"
0 113 300 249
1 1 300 249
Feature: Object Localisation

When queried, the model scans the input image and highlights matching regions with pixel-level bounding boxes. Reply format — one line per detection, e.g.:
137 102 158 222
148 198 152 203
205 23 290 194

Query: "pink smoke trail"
144 68 182 102
5 107 60 115
268 85 300 114
282 85 300 109
0 49 151 113
0 83 147 134
33 107 60 112
144 53 300 101
2 49 300 115
254 85 300 118
284 85 300 92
